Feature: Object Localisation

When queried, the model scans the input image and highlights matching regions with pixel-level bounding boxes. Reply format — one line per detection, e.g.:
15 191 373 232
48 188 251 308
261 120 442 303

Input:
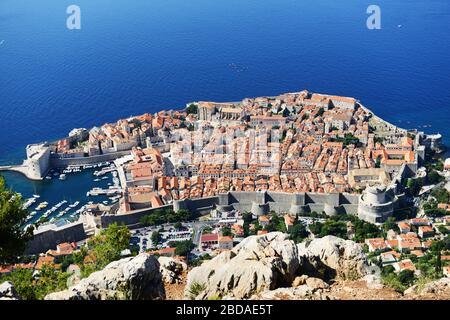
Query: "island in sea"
1 90 449 300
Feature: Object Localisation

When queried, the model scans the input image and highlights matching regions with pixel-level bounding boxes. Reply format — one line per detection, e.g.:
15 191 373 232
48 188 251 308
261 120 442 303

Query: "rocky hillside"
185 232 450 300
2 232 449 300
45 253 165 300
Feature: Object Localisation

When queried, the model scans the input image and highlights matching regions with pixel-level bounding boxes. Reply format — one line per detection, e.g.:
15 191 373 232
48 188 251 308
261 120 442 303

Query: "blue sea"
1 0 449 210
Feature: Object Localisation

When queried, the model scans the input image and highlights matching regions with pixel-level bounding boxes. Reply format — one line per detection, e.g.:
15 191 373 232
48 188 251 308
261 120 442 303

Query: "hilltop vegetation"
0 176 34 265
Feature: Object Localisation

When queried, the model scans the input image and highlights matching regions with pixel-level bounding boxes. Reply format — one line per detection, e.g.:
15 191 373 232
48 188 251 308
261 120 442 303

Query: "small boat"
69 201 80 208
94 178 100 182
59 174 67 180
45 176 52 180
33 194 40 198
23 198 37 209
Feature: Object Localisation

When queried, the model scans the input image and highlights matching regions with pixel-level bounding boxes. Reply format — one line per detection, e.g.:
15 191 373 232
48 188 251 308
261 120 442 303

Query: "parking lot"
130 223 195 252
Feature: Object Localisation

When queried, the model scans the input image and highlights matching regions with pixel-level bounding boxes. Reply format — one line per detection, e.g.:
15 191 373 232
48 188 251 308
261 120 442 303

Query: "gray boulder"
297 236 369 280
0 281 20 300
185 232 299 300
45 253 165 300
405 277 450 296
158 257 187 284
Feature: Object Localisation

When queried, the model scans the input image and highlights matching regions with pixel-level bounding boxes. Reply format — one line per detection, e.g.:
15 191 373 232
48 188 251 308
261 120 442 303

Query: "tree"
383 217 399 232
406 177 424 196
435 253 442 273
289 223 308 243
310 220 347 239
375 155 382 168
87 223 131 272
174 222 183 230
174 240 194 257
140 209 193 227
151 231 160 246
316 107 325 117
186 104 198 115
427 170 443 184
397 269 415 287
352 218 383 242
1 267 36 299
0 176 34 265
221 226 232 237
431 188 450 204
2 265 70 300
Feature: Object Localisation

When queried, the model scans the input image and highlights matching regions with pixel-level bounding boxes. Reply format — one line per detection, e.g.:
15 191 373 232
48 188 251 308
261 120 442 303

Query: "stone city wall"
25 222 87 255
50 150 131 168
101 191 362 228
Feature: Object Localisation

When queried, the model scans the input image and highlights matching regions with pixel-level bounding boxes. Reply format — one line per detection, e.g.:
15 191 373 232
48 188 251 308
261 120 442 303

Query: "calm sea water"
1 0 449 206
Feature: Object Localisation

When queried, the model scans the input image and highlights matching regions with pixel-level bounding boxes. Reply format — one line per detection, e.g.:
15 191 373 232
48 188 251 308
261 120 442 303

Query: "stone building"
357 186 395 223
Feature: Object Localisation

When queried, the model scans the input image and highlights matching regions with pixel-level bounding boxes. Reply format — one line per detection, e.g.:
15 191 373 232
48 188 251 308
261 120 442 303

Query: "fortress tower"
358 186 395 223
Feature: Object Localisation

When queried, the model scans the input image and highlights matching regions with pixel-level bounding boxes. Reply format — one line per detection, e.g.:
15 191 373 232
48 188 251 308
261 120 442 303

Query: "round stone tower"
358 185 394 224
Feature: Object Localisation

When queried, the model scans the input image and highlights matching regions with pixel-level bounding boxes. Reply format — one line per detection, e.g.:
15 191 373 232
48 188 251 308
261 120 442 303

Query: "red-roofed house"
258 215 270 227
218 236 234 250
398 222 410 234
410 218 430 226
418 226 434 238
284 214 296 232
0 265 12 276
365 238 388 252
148 247 176 257
393 259 416 273
36 256 55 270
201 233 219 245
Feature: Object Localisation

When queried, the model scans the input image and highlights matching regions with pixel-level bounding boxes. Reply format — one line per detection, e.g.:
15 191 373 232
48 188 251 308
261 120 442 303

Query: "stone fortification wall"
25 222 87 255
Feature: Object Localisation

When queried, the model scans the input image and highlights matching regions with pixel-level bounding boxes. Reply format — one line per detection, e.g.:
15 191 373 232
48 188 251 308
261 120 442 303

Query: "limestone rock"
403 284 418 295
0 281 20 300
305 277 329 290
292 275 309 287
45 253 165 300
363 274 384 290
405 278 450 296
158 257 187 284
297 236 369 280
185 232 299 300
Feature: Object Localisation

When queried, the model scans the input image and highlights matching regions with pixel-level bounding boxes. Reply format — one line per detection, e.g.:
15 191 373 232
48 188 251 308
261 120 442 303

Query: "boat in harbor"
59 174 67 180
69 201 80 208
23 197 37 209
35 202 49 210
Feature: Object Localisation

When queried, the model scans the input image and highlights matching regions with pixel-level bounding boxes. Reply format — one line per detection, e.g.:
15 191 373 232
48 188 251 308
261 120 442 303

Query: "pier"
0 164 39 180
